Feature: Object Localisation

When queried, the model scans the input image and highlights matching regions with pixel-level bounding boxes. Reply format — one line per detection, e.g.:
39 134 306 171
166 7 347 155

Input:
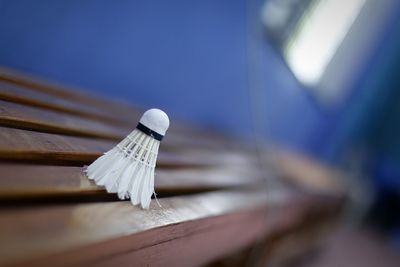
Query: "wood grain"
0 66 347 267
0 81 135 126
0 100 248 154
0 126 113 164
0 163 264 199
0 127 211 167
0 164 98 199
0 189 295 267
0 100 129 140
0 67 138 120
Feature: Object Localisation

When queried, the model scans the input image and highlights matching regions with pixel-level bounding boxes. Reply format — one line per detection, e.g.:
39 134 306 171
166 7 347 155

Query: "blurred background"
0 0 400 265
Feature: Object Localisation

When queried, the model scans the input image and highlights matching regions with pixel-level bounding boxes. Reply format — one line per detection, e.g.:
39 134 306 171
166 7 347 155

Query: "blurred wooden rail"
0 67 345 267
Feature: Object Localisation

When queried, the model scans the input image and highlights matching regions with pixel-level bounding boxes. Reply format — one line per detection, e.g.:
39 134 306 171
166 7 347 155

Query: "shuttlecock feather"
85 108 169 209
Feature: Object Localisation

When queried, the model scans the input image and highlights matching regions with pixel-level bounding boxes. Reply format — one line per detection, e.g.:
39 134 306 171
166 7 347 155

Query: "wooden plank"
0 164 98 199
0 66 138 119
0 100 129 140
0 127 211 167
0 98 249 150
0 81 135 126
0 163 264 199
0 126 113 164
0 189 299 267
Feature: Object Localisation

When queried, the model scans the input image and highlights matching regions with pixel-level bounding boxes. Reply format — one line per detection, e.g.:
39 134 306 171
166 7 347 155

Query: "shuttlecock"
85 108 170 209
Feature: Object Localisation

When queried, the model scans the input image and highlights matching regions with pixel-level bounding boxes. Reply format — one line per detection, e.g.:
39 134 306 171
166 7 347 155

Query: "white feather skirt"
85 130 160 209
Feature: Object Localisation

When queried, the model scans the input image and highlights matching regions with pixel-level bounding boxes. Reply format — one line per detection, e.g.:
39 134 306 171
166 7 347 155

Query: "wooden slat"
0 164 98 199
0 163 264 199
0 189 300 267
0 98 248 151
0 81 135 126
0 92 243 153
0 67 137 119
0 126 112 164
0 100 129 140
0 127 211 167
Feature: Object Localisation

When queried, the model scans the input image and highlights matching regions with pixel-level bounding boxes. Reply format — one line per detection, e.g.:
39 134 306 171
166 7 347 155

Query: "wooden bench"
0 67 345 267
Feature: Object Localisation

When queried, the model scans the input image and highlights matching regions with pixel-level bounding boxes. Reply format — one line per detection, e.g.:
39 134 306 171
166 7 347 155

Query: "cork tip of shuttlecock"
139 108 170 136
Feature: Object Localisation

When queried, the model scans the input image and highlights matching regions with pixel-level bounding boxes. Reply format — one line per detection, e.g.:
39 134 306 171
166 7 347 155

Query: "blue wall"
0 0 253 136
0 0 305 142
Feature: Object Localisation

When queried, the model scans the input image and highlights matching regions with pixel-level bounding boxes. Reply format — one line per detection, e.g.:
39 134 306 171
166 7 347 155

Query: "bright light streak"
285 0 366 86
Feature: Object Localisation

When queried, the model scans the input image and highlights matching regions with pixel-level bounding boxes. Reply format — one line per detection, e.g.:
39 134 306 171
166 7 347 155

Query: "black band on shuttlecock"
136 123 164 141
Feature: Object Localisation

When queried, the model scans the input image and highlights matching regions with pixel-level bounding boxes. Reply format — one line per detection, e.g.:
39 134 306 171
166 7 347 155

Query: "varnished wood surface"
0 164 98 199
0 189 289 267
0 100 129 140
0 99 253 152
0 126 113 164
0 81 135 126
0 127 214 168
0 163 264 199
0 66 346 267
0 84 244 150
0 67 138 120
